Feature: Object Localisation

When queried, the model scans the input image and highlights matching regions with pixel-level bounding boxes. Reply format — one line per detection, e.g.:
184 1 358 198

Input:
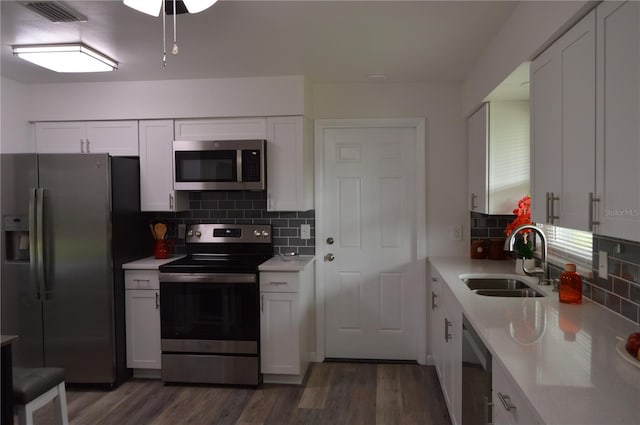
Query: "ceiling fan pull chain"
162 0 167 66
172 0 179 55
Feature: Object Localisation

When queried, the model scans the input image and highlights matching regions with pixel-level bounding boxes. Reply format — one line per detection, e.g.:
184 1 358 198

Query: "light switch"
598 250 608 279
451 225 463 241
301 224 311 240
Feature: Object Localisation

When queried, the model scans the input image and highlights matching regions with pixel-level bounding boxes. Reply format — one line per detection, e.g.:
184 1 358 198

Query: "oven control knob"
195 231 202 238
187 230 193 236
261 230 270 238
254 230 261 237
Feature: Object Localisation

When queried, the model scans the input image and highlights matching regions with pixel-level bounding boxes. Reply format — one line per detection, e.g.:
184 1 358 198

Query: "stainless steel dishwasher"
462 315 492 425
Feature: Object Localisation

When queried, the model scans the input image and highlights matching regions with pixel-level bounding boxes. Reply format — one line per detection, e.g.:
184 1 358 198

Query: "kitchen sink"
474 288 544 298
458 274 546 298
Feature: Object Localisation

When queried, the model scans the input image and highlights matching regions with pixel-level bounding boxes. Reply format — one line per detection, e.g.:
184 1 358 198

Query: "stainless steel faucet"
503 224 550 284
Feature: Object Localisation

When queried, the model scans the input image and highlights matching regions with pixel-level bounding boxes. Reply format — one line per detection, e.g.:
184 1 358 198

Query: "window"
537 223 593 269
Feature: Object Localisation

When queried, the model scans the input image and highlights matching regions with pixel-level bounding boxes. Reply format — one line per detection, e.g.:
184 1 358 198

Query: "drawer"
125 270 160 290
492 359 542 425
260 271 299 292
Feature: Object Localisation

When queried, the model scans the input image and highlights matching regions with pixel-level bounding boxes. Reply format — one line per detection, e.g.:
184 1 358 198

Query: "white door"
318 122 422 360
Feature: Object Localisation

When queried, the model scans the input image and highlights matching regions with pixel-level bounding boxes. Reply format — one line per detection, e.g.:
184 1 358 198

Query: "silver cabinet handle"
325 253 335 262
549 192 559 224
497 392 516 412
80 139 85 153
155 292 159 309
268 281 288 285
169 193 174 210
444 318 452 342
86 138 91 153
545 192 550 223
431 292 438 310
589 192 600 231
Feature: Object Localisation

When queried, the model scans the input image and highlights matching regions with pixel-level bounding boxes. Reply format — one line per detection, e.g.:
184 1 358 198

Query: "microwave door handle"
237 150 243 182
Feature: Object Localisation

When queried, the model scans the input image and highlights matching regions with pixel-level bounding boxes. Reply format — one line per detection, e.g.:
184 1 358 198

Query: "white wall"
25 75 306 122
312 82 467 257
0 77 33 153
462 0 593 117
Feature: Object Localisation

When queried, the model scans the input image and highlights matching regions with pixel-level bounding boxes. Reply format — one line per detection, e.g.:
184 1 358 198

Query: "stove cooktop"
160 253 272 274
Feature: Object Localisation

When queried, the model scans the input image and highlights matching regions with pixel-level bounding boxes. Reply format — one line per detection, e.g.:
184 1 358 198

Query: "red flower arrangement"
505 195 533 259
505 195 531 236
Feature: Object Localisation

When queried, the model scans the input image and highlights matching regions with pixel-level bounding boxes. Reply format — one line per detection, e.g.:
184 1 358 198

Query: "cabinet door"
139 120 188 212
125 289 161 369
442 282 463 425
266 116 313 211
86 121 139 156
35 122 85 153
531 11 596 229
174 118 267 140
596 1 640 241
260 292 299 375
467 104 488 213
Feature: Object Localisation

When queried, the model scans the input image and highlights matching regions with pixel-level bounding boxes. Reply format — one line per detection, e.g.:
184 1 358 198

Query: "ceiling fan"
124 0 218 16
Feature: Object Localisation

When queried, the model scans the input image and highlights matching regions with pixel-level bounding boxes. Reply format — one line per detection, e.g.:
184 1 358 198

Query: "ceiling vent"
20 1 87 23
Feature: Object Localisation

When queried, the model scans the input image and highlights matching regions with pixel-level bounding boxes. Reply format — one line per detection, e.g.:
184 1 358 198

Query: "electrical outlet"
301 224 311 240
598 250 608 279
451 225 463 241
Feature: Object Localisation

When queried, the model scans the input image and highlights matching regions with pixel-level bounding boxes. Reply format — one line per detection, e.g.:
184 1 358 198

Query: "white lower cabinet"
259 263 314 384
430 269 462 425
125 270 161 375
492 359 542 425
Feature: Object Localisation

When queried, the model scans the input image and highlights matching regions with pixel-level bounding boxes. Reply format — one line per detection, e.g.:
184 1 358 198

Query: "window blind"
537 223 593 268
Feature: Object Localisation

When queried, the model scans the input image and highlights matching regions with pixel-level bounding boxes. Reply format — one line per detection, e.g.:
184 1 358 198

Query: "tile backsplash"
146 191 315 256
470 212 640 325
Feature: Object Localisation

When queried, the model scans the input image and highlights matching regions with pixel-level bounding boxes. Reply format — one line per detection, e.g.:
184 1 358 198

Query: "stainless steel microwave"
173 140 266 191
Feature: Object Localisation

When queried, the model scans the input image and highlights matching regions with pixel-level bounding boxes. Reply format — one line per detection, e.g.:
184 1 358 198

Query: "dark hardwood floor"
24 362 452 425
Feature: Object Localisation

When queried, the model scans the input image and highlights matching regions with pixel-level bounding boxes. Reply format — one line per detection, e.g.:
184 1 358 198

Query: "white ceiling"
0 1 517 85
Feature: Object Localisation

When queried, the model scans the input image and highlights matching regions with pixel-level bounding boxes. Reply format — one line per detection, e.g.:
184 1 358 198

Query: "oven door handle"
159 272 257 284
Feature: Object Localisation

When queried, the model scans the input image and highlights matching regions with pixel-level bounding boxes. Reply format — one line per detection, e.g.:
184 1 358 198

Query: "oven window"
160 282 258 341
174 150 236 182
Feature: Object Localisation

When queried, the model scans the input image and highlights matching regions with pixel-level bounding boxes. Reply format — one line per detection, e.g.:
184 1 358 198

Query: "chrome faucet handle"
538 278 559 289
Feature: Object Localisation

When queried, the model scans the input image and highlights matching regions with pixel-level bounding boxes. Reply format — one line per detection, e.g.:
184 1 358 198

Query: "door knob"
326 237 334 245
325 253 335 262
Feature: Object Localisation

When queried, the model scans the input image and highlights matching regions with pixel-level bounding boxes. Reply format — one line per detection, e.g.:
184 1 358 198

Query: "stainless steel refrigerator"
1 153 149 386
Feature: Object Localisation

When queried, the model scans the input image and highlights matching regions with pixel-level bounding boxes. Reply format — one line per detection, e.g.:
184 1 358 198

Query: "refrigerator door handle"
36 187 47 301
29 188 40 301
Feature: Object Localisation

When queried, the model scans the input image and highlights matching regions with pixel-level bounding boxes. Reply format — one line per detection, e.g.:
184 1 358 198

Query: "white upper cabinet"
35 121 139 156
467 104 488 213
468 101 530 215
174 117 267 140
138 120 188 212
595 1 640 241
530 10 596 230
266 116 314 211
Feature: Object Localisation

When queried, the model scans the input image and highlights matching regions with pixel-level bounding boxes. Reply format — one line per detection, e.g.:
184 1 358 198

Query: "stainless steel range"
158 223 273 386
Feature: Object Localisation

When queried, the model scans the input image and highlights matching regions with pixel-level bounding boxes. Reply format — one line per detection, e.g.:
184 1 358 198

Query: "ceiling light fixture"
124 0 217 17
12 43 118 73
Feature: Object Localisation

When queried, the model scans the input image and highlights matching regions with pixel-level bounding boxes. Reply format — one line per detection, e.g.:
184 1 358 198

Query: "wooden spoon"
154 223 167 240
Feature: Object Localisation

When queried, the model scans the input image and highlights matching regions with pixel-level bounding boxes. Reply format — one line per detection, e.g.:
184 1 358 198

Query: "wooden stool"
13 368 69 425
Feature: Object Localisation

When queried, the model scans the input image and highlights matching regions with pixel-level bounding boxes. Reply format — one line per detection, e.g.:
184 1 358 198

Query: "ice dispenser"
4 215 30 261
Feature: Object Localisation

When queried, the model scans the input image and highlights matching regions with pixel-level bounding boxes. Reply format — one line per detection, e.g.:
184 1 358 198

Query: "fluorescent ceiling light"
13 43 118 73
123 0 217 16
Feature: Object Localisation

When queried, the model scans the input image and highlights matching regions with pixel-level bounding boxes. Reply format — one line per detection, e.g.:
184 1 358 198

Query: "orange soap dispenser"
559 263 582 304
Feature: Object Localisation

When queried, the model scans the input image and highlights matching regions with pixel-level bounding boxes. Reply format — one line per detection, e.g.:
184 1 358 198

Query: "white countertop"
259 255 315 272
429 256 640 425
122 256 184 270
